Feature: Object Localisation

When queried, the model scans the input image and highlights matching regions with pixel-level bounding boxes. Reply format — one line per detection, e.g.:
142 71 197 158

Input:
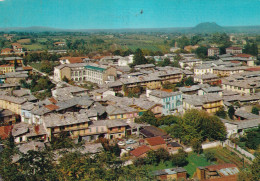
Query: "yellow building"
183 93 223 114
0 95 27 115
0 64 15 74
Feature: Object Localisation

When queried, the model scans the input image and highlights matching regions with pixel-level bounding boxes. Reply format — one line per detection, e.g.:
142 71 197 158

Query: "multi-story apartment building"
146 90 183 115
226 47 243 55
54 63 117 84
208 47 220 57
183 93 223 114
0 64 15 74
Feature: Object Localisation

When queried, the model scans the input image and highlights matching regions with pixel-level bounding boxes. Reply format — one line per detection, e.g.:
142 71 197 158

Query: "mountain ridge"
1 22 260 33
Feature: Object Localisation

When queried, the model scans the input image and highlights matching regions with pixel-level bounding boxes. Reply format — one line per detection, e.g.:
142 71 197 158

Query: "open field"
23 43 46 50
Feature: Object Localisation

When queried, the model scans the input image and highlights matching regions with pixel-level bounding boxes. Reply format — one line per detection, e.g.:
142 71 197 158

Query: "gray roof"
235 110 260 120
149 90 182 98
153 167 186 176
0 57 23 61
201 87 222 93
42 112 90 128
184 93 223 106
12 122 46 137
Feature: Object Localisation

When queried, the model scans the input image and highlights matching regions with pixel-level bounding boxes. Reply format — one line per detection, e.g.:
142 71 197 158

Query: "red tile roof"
130 145 151 157
45 104 59 111
1 48 13 53
23 66 33 70
205 163 238 171
145 136 166 146
233 54 253 58
246 66 260 71
0 64 14 67
226 47 242 50
0 125 13 139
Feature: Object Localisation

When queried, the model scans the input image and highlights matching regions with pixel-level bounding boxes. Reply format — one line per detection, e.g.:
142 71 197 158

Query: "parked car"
118 141 125 146
126 139 136 144
125 146 134 151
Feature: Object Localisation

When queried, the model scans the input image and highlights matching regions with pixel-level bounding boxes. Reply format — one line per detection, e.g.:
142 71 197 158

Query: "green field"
23 43 46 50
184 153 211 177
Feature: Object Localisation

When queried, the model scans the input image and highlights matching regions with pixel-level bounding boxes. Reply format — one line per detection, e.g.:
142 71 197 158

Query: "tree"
136 111 157 126
215 106 227 118
40 60 52 74
191 138 203 154
205 151 216 162
133 48 147 66
228 106 235 119
176 36 190 49
161 58 171 67
195 46 208 59
251 106 259 115
190 35 203 46
171 149 188 167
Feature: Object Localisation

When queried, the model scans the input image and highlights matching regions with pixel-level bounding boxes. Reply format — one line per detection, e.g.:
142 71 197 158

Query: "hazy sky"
0 0 260 29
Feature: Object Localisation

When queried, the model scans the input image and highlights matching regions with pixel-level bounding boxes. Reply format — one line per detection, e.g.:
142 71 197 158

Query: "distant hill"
192 22 225 33
1 23 260 33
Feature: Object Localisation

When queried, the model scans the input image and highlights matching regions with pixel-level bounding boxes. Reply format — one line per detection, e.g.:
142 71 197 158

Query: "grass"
23 43 46 50
184 153 211 177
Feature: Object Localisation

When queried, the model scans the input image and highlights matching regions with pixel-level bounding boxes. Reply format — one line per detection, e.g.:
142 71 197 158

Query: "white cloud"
0 0 5 2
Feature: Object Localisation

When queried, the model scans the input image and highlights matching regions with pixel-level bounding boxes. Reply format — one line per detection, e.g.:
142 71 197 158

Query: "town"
0 29 259 181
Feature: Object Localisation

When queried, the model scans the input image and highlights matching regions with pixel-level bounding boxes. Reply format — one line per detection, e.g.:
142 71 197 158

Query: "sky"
0 0 260 29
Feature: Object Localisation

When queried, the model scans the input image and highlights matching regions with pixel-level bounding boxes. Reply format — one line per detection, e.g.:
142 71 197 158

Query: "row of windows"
163 95 182 102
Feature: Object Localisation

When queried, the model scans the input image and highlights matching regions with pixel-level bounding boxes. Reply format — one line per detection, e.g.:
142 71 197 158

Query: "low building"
208 48 220 57
1 48 14 55
194 65 214 75
146 89 182 115
139 126 170 139
0 125 13 139
183 93 223 114
0 109 16 126
12 122 47 143
194 74 221 85
167 142 182 152
12 43 23 53
179 59 203 69
0 64 15 74
118 55 134 66
54 42 66 46
213 66 247 77
226 47 243 55
145 136 167 150
196 163 239 181
153 167 187 181
130 145 151 158
198 87 223 96
0 57 23 66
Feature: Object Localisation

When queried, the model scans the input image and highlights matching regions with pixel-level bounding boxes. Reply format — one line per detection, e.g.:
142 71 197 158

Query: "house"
167 142 182 152
12 122 47 143
12 43 23 53
1 48 14 55
179 59 203 69
0 57 23 66
234 110 259 120
198 87 223 96
134 64 156 70
208 48 220 57
183 93 223 114
196 164 239 181
221 118 260 138
213 66 247 77
54 42 66 46
0 64 15 74
153 167 187 181
130 145 151 158
82 119 128 141
194 74 221 85
0 109 16 126
145 136 167 150
42 112 91 141
221 78 258 94
146 89 182 115
0 94 27 114
90 88 115 100
4 72 28 84
226 47 243 55
194 65 214 75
